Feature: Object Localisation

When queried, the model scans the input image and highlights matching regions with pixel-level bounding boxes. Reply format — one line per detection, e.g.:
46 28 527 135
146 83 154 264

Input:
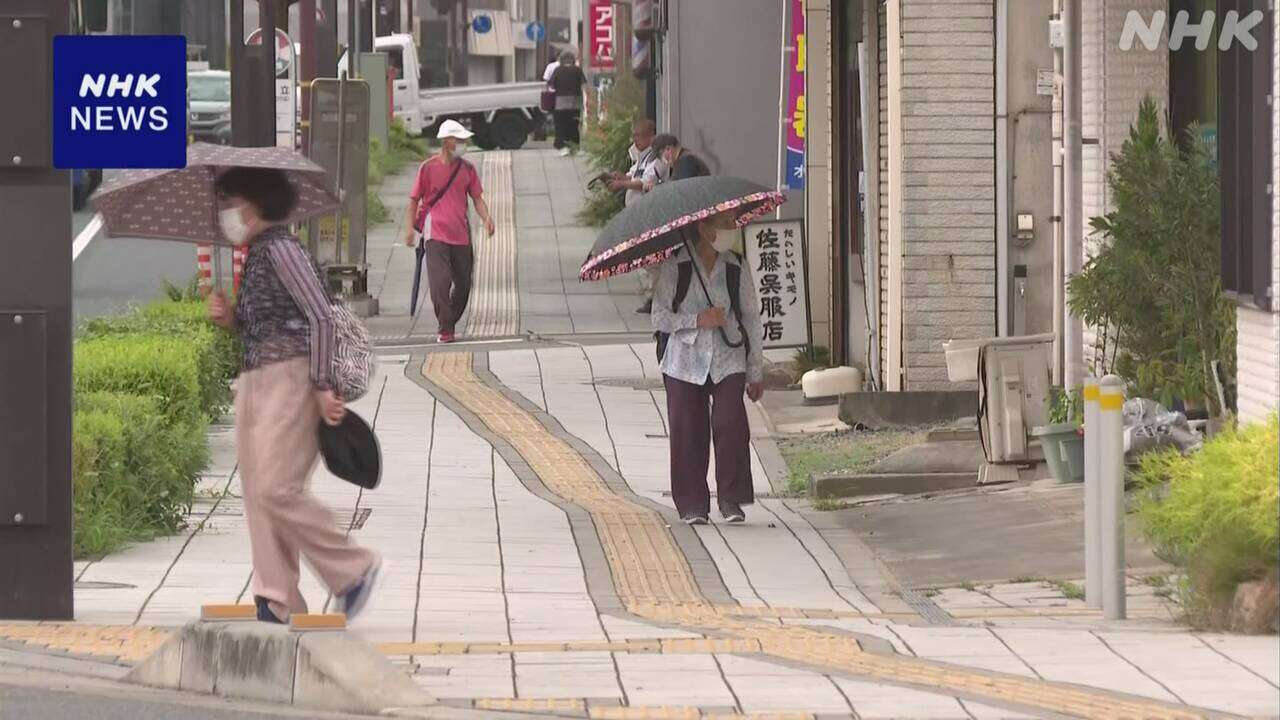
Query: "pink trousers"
236 358 375 619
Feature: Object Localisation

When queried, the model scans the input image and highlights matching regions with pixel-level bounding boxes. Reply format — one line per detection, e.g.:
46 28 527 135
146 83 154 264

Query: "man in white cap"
402 119 496 343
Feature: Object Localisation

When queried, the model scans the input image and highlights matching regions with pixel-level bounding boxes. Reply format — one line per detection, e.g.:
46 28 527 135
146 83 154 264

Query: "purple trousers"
663 372 755 517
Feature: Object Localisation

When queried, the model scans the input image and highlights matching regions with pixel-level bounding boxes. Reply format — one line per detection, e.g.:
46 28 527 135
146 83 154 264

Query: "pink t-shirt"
409 156 482 246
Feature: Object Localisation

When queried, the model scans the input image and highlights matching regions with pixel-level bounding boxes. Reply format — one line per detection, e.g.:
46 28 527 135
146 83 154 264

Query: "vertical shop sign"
745 219 811 349
589 0 616 71
780 0 806 190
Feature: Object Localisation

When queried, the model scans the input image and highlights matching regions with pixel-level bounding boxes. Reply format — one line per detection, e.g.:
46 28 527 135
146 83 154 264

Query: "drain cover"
899 588 955 626
349 507 372 530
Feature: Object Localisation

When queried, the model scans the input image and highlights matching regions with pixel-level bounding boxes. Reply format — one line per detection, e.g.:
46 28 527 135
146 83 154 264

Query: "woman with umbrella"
207 167 381 624
580 176 783 525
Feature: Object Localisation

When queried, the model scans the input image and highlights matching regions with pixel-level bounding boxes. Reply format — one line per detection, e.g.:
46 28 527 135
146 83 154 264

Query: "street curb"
125 621 435 715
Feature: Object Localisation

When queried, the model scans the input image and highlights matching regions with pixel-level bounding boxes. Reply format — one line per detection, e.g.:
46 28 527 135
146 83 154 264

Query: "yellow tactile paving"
0 623 171 664
422 352 1211 720
476 697 588 713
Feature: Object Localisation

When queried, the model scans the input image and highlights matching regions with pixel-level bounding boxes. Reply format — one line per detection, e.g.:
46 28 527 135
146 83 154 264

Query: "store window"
1170 0 1219 160
1218 0 1274 309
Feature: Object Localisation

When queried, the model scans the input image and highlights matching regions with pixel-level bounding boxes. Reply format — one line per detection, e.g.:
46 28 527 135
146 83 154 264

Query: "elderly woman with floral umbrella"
580 176 785 525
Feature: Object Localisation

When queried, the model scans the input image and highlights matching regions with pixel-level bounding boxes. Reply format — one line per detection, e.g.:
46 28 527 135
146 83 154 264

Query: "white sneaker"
559 147 572 157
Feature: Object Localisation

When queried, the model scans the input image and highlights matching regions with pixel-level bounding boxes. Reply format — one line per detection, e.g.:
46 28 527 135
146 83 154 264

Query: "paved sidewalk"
23 345 1274 718
364 149 648 344
11 148 1277 719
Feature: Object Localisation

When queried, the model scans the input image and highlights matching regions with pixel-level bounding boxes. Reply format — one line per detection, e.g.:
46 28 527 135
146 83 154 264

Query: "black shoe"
681 513 710 525
718 501 746 523
254 595 285 624
636 299 653 314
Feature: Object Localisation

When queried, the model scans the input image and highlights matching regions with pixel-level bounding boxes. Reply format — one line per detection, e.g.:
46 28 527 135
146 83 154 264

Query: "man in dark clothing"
649 134 710 184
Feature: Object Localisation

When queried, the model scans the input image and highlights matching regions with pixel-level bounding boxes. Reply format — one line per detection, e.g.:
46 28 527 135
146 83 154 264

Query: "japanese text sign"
589 0 616 71
744 219 811 349
53 35 187 169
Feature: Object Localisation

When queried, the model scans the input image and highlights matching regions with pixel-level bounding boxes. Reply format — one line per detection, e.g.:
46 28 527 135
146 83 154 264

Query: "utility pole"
230 0 278 146
536 0 549 71
0 0 74 621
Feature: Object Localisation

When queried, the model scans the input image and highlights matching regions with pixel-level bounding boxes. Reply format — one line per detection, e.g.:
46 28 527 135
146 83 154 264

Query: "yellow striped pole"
1082 376 1101 608
1099 374 1126 620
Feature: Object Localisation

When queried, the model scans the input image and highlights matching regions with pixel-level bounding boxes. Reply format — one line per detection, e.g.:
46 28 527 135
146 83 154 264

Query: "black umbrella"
410 238 427 316
318 410 382 490
578 175 785 282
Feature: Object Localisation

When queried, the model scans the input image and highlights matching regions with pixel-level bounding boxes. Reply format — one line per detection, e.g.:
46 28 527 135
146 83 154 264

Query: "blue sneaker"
339 559 383 621
254 595 285 624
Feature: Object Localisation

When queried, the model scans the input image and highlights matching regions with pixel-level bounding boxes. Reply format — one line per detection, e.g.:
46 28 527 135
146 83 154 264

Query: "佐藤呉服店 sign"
743 219 811 349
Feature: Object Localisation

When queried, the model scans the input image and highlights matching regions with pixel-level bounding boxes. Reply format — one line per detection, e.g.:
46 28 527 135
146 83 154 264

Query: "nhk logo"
53 35 187 169
1120 9 1267 52
73 73 170 132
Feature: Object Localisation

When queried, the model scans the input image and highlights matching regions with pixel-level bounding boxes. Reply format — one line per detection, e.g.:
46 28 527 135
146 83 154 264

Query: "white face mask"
712 228 739 254
453 142 469 157
219 206 251 246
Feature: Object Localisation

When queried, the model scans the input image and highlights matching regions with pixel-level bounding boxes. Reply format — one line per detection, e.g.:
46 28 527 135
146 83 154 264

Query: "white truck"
342 34 547 150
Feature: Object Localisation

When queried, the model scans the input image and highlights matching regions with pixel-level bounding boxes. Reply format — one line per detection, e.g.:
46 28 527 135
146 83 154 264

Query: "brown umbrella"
91 142 341 287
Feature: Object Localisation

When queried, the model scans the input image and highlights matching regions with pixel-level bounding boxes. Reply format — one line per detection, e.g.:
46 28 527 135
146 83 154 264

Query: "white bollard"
1083 376 1102 608
1099 375 1126 620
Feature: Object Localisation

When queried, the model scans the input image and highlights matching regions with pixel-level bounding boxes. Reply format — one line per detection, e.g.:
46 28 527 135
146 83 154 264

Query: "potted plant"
1032 387 1085 483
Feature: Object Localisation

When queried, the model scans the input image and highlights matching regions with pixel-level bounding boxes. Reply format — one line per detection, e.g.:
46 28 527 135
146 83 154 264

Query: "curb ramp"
126 620 436 715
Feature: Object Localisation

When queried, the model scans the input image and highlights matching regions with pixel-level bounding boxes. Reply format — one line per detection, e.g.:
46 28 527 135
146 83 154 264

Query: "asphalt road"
71 203 217 322
0 666 371 717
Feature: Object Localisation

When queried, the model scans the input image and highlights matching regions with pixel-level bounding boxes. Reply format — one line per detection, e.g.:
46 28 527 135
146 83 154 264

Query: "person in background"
401 119 497 344
652 210 765 525
652 134 711 184
207 167 381 625
549 51 587 156
609 118 660 313
542 56 560 83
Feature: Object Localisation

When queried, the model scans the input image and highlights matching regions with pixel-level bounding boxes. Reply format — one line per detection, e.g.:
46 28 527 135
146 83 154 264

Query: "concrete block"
125 630 183 689
214 623 299 705
811 471 977 499
127 621 434 715
839 390 977 429
177 622 222 694
294 631 435 714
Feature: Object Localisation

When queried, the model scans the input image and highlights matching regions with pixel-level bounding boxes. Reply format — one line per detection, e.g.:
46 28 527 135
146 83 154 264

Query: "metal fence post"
1083 375 1101 607
1099 374 1126 620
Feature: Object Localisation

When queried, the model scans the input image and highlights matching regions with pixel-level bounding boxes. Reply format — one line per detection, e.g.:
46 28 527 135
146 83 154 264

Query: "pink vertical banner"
782 0 806 190
589 0 616 71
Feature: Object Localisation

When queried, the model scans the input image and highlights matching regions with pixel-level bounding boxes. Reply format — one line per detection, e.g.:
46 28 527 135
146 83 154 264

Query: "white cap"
437 119 474 140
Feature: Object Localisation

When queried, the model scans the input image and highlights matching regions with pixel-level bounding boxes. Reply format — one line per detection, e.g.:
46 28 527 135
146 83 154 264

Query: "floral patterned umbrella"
578 175 785 281
90 142 340 246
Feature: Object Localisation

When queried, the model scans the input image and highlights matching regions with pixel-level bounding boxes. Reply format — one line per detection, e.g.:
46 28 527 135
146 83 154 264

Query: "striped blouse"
233 226 334 390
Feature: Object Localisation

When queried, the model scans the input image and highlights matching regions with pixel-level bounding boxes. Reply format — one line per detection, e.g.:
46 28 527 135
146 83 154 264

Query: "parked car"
72 168 103 211
340 34 545 150
188 70 232 145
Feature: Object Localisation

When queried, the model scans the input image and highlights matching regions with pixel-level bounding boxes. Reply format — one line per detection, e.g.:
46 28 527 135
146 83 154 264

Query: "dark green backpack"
654 257 747 362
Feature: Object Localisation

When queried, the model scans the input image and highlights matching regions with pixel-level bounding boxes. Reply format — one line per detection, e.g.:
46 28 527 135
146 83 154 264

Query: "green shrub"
74 333 205 425
79 300 238 417
1133 414 1279 626
76 392 207 532
1068 96 1235 415
576 73 644 227
72 409 133 557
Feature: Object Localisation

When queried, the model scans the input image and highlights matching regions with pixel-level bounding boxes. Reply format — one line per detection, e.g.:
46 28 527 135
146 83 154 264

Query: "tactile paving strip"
421 352 1211 720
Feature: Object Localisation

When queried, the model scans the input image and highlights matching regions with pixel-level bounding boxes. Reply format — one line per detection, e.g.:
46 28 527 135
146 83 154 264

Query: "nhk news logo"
53 35 187 169
1121 9 1268 52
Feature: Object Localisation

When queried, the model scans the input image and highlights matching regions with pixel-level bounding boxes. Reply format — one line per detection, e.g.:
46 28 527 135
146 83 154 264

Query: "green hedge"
79 300 238 417
72 299 237 558
1134 414 1280 626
